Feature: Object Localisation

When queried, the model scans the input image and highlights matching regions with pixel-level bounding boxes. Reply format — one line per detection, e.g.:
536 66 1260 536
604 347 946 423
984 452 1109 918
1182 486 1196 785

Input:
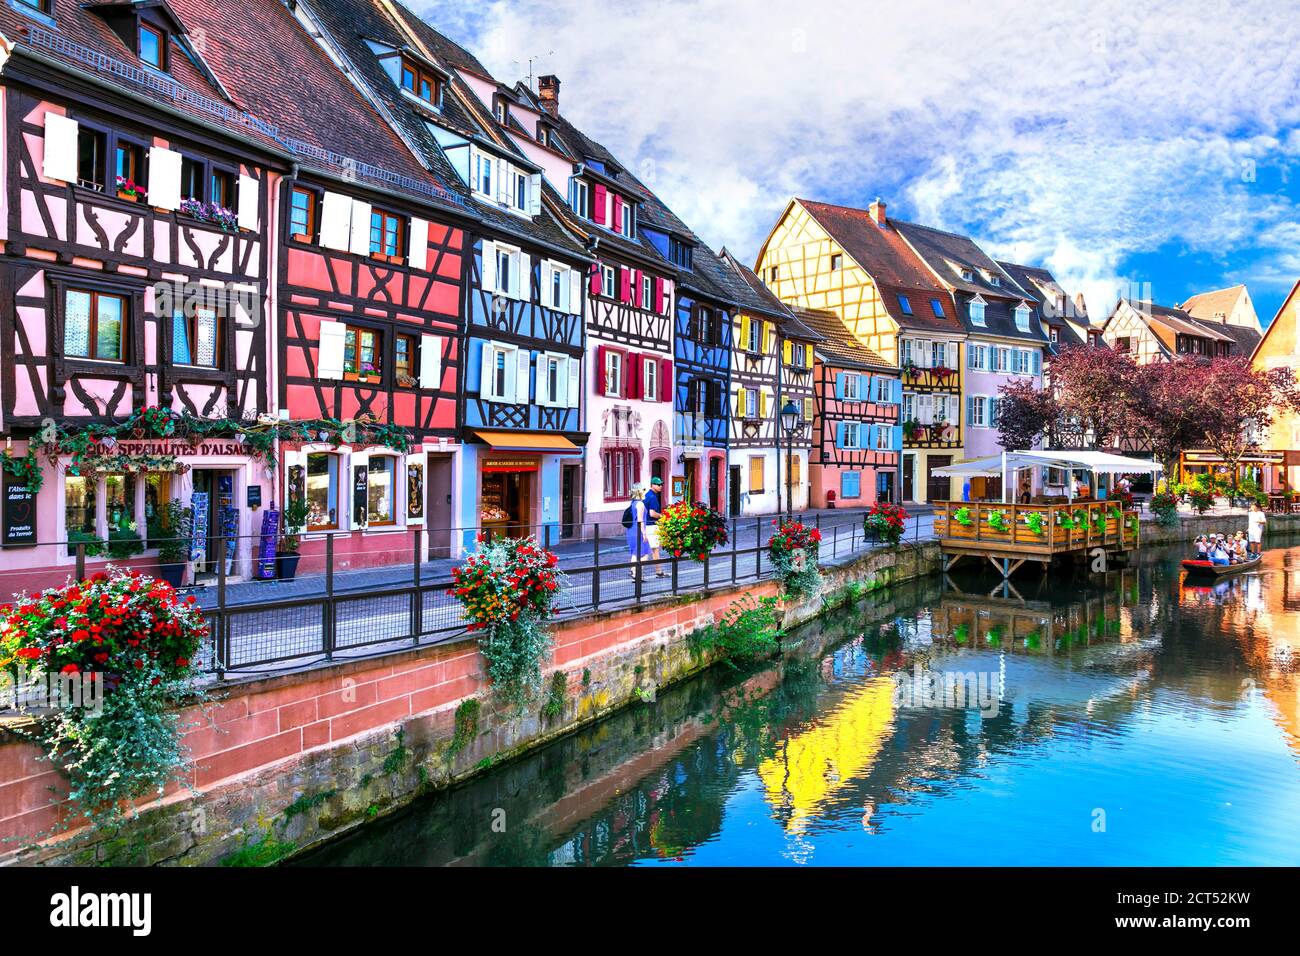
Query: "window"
875 426 893 450
541 354 564 405
968 395 987 427
601 265 616 299
550 264 567 312
476 154 493 197
898 295 913 315
605 349 623 397
115 140 143 190
930 298 944 317
830 253 843 271
370 208 405 262
180 156 204 201
571 179 589 218
843 373 860 400
1116 336 1131 352
106 473 135 529
993 347 1009 372
306 453 339 531
769 266 778 282
747 317 762 353
210 168 234 209
1011 350 1028 375
643 356 658 402
400 57 442 106
65 289 125 362
621 201 635 238
990 397 1002 426
139 24 165 70
65 476 96 552
602 448 639 501
488 345 511 401
172 307 219 368
745 388 759 419
641 275 652 310
987 274 1001 287
843 422 861 448
931 341 947 369
874 376 891 403
968 343 986 371
669 237 693 269
841 471 861 498
1014 304 1031 332
15 0 52 13
77 127 106 191
289 187 317 242
1050 326 1059 343
368 457 396 526
969 299 986 326
749 456 764 493
394 334 417 387
343 325 382 380
513 169 528 212
903 392 915 423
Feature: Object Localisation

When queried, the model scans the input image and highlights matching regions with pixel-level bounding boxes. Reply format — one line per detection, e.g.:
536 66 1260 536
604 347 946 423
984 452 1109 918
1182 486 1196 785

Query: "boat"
1181 555 1262 577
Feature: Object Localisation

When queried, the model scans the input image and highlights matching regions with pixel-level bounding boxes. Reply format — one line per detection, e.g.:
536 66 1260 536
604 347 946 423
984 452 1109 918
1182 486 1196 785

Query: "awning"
473 430 581 454
933 450 1164 478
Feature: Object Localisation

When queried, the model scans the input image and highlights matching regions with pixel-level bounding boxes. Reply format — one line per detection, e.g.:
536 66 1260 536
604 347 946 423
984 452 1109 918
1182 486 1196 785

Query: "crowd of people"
1192 503 1268 565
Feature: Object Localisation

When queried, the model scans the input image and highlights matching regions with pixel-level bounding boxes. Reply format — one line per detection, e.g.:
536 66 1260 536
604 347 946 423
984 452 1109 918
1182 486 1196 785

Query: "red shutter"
653 276 664 314
632 269 642 307
596 345 609 395
593 184 607 225
619 267 632 303
626 350 640 400
660 358 672 402
612 194 624 234
590 262 602 296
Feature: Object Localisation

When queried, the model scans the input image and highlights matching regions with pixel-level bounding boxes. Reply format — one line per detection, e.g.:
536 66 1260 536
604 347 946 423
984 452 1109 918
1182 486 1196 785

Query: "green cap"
650 477 663 486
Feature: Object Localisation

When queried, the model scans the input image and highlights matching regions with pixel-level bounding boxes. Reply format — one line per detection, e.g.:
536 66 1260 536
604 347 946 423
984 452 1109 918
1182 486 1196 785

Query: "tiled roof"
717 249 822 341
996 260 1087 348
1181 285 1246 322
795 308 893 371
795 200 964 335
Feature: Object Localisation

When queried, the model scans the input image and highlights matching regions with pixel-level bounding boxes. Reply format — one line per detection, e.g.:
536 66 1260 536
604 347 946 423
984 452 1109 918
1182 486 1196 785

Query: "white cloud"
413 0 1300 312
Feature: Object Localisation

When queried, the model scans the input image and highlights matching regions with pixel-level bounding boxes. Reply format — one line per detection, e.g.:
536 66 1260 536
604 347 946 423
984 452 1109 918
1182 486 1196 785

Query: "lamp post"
781 400 800 520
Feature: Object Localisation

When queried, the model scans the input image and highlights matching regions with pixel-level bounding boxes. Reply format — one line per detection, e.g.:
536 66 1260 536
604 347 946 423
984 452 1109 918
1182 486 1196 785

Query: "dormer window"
494 98 508 124
621 200 635 238
969 296 986 326
1014 303 1032 332
139 23 165 70
961 269 974 282
400 57 442 107
571 179 589 218
987 273 1001 287
15 0 53 16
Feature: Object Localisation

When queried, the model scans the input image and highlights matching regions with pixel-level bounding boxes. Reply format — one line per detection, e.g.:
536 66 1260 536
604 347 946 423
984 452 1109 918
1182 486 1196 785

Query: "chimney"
538 74 560 117
869 197 886 226
1074 291 1088 319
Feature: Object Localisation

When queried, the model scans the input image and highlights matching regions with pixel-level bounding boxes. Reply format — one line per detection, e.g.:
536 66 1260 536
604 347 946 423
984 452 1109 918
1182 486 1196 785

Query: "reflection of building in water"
756 677 895 833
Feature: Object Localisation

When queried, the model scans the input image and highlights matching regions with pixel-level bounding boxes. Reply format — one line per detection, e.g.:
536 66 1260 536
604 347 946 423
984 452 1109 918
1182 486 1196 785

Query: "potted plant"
154 500 193 588
115 176 147 202
277 495 310 580
863 501 908 545
656 501 729 562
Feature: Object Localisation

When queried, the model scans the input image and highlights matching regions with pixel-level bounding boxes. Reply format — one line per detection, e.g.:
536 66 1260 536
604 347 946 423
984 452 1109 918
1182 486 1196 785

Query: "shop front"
459 430 584 551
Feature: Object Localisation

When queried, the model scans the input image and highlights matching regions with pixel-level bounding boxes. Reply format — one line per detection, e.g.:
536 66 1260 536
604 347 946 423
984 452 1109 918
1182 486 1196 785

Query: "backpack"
621 505 635 529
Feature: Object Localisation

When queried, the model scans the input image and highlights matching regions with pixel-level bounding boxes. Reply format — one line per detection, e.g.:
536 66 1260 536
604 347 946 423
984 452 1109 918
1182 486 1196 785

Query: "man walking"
645 476 667 576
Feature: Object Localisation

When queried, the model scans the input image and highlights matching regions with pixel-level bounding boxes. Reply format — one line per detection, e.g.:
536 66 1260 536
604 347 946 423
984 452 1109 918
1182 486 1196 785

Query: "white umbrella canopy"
931 450 1162 503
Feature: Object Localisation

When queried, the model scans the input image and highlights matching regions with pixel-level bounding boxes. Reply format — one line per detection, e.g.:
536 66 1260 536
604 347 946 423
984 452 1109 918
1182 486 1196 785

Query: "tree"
1126 358 1215 477
1043 345 1140 449
996 378 1057 450
1195 358 1300 488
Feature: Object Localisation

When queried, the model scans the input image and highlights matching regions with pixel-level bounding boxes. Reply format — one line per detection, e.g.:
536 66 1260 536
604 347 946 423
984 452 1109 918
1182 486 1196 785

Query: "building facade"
1251 281 1300 494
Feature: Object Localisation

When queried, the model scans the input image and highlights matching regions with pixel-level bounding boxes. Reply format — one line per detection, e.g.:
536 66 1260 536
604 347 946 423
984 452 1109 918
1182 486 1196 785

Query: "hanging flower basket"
1024 511 1047 535
769 519 822 596
986 509 1010 533
657 502 729 561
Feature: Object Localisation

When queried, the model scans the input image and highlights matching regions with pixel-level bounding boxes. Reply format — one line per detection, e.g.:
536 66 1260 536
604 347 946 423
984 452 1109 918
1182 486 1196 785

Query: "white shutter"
237 174 259 229
514 348 531 404
528 172 542 216
42 112 79 183
517 252 531 301
496 157 509 204
947 342 958 369
419 333 442 390
569 269 583 316
319 192 353 251
468 143 480 192
147 146 183 210
348 199 372 256
317 319 347 380
408 216 429 270
480 341 495 401
404 452 426 526
481 239 497 292
349 451 369 531
567 355 581 408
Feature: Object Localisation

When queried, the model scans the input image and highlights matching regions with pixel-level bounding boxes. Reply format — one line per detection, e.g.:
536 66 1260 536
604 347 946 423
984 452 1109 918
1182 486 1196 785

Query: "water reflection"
299 538 1300 867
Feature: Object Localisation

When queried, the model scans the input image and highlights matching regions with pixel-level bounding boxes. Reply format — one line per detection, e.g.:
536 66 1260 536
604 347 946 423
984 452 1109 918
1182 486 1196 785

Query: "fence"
0 508 932 678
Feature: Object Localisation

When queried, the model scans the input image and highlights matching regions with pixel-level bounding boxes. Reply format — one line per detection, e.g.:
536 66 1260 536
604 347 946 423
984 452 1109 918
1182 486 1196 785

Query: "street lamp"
780 400 800 519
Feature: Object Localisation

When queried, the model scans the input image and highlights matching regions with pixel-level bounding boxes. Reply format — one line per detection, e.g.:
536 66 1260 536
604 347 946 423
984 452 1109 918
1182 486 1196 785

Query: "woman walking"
626 486 651 578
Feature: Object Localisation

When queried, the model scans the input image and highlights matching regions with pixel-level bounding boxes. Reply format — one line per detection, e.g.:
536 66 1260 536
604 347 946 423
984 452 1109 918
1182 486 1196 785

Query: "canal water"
298 537 1300 866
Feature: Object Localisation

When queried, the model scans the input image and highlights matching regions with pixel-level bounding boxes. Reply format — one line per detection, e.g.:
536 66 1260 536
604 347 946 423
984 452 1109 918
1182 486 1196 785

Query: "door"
191 469 238 578
926 455 952 503
729 466 742 516
561 463 579 539
903 455 915 502
876 470 896 504
427 455 453 558
708 457 722 513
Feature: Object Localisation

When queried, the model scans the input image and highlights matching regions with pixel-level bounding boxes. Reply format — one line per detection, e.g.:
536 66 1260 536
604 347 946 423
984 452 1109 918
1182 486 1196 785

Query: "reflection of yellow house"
756 676 895 832
1250 280 1300 492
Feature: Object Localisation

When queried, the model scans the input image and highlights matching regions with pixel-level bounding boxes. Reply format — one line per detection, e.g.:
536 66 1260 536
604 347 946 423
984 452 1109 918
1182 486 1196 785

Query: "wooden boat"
1181 555 1262 577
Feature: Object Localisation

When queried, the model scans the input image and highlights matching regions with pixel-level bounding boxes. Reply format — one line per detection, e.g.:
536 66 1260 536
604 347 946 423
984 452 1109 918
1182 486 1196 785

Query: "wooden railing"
932 500 1140 554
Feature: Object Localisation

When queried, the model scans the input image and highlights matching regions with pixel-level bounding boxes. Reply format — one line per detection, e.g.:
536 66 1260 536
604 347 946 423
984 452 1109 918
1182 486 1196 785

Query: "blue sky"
414 0 1300 328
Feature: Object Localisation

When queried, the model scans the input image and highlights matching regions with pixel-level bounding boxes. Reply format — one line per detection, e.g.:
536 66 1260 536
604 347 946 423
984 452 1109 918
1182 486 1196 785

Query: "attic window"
929 298 944 317
987 273 1001 286
14 0 52 14
830 253 843 271
400 57 442 106
960 268 974 281
139 23 165 70
1014 304 1031 332
898 295 913 315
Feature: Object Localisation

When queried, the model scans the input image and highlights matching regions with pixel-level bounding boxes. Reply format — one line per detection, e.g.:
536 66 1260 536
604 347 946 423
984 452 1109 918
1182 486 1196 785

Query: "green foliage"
449 697 480 756
1024 511 1046 535
382 729 408 775
106 526 144 560
986 510 1009 533
690 594 782 669
953 506 974 527
153 501 194 564
67 529 105 558
1 446 43 492
541 671 567 722
279 495 311 554
282 789 337 822
222 833 296 867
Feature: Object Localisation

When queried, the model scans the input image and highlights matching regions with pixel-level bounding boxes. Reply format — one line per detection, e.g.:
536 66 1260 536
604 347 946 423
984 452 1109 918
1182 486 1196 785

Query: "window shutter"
740 314 751 350
593 184 607 225
612 194 623 233
480 342 495 401
948 342 957 369
783 339 793 364
517 253 531 301
481 240 497 291
350 452 369 531
891 378 902 404
967 396 975 426
596 345 609 395
496 157 509 205
405 453 426 526
237 174 259 230
661 279 673 315
759 390 768 418
763 322 773 352
419 334 442 390
408 217 430 270
528 173 541 216
626 350 640 400
514 348 531 404
619 267 632 304
570 268 583 315
348 199 372 256
835 373 845 401
835 422 846 448
42 112 79 182
734 387 745 419
589 262 602 296
317 320 347 380
147 146 182 211
866 425 879 449
653 277 664 314
805 344 813 366
1032 350 1041 375
660 359 672 402
319 192 353 251
567 355 581 408
641 355 654 401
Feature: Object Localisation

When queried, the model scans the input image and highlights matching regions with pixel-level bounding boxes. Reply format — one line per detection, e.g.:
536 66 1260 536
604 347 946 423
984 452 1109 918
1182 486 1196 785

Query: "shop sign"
2 474 36 548
84 440 248 457
482 456 540 473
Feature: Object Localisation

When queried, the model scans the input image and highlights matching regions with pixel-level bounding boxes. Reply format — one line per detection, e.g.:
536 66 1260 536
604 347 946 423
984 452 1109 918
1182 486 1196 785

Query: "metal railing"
0 508 933 678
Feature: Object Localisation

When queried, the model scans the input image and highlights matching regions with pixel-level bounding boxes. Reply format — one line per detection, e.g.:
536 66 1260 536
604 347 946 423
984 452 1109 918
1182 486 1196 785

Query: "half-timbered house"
757 198 964 503
0 0 284 587
718 249 821 515
795 309 901 508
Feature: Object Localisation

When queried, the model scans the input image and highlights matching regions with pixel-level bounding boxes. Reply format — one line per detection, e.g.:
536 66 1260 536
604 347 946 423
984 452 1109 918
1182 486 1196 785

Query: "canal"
297 537 1300 866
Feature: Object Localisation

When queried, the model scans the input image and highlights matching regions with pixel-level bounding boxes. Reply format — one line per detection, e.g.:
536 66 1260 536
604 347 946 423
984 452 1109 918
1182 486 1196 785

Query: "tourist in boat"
1248 503 1266 557
1194 535 1209 558
1209 537 1230 566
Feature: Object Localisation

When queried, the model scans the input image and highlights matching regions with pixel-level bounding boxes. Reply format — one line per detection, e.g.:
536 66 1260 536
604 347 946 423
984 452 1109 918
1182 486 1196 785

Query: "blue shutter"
966 396 975 426
1032 350 1041 375
842 471 861 498
835 373 845 401
890 377 902 404
835 422 846 448
890 425 902 451
866 424 879 449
